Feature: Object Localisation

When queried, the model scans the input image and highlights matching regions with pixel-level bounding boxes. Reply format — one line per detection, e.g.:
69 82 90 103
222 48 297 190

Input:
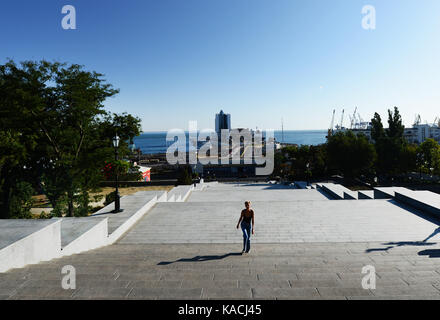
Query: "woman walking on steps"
236 201 255 254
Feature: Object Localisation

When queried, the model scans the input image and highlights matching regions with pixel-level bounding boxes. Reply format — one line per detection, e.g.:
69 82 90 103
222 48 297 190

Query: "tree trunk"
0 182 11 219
0 166 12 219
67 191 74 217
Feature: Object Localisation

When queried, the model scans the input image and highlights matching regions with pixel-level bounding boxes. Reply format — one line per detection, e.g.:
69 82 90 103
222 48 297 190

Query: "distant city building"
332 111 440 145
404 124 440 144
215 110 231 134
336 124 440 145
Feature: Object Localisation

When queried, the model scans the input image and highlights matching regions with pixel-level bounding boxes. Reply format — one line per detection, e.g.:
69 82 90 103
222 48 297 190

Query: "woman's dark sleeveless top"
243 210 253 223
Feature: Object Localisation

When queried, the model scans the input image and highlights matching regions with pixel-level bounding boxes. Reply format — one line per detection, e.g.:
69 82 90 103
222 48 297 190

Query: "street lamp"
112 134 123 213
306 162 310 186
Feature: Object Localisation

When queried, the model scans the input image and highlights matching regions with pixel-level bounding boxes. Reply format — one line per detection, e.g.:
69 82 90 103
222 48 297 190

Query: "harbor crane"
339 109 345 130
327 109 336 138
358 113 364 125
414 114 421 126
349 107 358 129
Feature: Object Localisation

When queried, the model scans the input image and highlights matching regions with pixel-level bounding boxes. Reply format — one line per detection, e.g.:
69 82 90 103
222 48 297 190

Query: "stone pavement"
2 242 440 300
120 200 440 244
3 183 440 300
188 189 328 202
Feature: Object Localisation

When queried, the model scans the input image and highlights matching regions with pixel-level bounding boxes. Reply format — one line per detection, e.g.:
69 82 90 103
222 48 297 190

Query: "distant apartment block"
404 124 440 144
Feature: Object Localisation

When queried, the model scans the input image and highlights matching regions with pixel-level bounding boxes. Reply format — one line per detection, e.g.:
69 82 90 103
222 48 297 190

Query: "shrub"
38 211 53 219
52 196 68 217
177 167 192 185
9 182 34 219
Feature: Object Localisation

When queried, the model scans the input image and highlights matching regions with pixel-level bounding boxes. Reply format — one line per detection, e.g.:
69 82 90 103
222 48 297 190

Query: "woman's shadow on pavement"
366 227 440 253
157 252 243 265
418 227 440 258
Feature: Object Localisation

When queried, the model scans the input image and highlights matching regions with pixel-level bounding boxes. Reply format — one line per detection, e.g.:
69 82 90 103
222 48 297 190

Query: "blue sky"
1 0 440 131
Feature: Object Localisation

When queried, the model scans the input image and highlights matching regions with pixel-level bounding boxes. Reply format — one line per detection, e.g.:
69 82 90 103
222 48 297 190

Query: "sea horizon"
133 130 328 154
139 129 328 133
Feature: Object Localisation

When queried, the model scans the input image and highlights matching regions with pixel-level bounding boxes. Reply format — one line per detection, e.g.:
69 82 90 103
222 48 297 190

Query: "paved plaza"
3 242 440 300
120 200 439 244
2 183 440 299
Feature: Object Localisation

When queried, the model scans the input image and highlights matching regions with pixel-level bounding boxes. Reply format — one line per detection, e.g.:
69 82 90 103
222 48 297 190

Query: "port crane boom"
328 109 336 137
340 109 345 129
349 107 358 129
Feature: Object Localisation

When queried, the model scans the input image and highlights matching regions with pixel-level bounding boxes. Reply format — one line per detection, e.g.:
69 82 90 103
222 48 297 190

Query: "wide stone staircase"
3 181 440 299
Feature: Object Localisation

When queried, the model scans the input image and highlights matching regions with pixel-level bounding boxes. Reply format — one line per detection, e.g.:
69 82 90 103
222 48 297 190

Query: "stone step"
3 242 440 299
60 217 108 256
166 185 193 202
395 190 440 217
358 190 374 200
373 187 412 199
187 189 328 202
118 200 438 245
319 183 353 200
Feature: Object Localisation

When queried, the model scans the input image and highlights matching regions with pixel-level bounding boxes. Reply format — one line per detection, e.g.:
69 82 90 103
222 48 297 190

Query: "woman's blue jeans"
241 221 252 252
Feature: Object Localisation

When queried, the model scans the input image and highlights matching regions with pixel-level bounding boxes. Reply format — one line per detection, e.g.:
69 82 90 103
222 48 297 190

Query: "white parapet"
0 219 62 273
167 186 193 202
156 191 168 202
0 191 160 273
320 183 356 200
106 195 157 244
61 218 109 257
180 186 193 201
167 193 176 202
374 187 412 199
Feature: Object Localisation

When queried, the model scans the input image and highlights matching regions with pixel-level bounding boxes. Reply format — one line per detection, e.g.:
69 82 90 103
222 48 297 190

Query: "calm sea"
133 130 327 154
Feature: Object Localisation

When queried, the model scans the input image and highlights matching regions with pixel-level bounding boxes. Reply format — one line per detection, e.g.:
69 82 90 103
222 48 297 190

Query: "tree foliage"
273 144 327 180
0 60 141 218
418 139 440 175
177 167 193 185
326 131 376 179
370 107 408 175
371 112 385 143
8 182 34 219
273 107 438 183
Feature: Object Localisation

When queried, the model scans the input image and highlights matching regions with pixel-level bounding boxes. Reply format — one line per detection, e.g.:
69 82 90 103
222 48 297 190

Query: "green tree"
177 167 193 185
8 182 34 219
370 107 406 176
0 61 46 218
0 60 142 218
308 144 327 179
272 144 327 181
399 143 418 174
386 107 404 139
371 112 385 143
327 131 376 180
418 139 440 175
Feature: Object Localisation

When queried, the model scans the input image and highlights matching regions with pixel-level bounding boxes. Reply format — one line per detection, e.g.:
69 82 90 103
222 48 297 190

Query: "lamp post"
306 162 310 186
112 134 123 213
